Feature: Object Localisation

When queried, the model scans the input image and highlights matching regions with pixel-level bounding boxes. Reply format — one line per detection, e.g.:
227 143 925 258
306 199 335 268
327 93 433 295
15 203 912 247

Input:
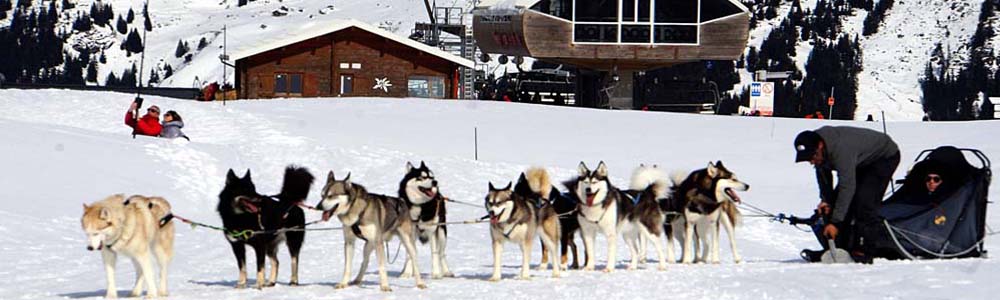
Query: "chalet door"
340 74 354 96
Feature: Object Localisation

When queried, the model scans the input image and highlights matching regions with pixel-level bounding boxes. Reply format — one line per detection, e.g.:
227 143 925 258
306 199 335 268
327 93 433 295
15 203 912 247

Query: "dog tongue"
322 210 333 222
586 194 596 206
490 215 499 225
726 189 742 203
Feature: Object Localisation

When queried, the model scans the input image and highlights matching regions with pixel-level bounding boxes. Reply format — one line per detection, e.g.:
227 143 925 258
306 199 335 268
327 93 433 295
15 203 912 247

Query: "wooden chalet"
233 20 475 99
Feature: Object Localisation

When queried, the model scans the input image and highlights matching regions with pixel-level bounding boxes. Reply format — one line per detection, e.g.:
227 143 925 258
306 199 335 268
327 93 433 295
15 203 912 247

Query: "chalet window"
340 75 353 95
570 0 700 45
274 73 303 97
530 0 573 20
408 76 446 99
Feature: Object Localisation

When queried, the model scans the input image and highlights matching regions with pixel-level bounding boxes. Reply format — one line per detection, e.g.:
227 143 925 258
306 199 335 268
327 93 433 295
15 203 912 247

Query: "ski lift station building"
232 19 474 100
472 0 750 70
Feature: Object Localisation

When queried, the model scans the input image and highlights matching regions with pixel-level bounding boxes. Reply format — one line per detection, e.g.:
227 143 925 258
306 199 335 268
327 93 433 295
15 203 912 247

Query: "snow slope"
1 89 998 299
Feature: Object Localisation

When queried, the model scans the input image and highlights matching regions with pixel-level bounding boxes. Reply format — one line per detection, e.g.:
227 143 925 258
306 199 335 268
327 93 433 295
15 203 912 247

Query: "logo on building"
373 77 392 93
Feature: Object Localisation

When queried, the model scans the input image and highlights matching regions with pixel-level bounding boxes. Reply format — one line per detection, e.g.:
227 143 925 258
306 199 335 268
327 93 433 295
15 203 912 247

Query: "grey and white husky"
316 171 426 292
484 181 561 281
398 161 453 279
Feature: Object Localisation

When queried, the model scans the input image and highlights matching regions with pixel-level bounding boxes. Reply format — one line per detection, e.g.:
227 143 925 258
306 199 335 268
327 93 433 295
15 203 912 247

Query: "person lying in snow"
159 110 189 140
125 101 162 137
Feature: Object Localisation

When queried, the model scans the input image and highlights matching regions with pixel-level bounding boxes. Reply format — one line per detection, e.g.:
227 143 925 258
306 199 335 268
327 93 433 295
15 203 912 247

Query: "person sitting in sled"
159 110 188 140
125 101 162 137
793 126 900 263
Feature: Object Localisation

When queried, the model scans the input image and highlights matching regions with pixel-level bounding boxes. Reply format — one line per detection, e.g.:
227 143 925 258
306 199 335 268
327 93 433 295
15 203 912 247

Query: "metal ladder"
461 25 477 99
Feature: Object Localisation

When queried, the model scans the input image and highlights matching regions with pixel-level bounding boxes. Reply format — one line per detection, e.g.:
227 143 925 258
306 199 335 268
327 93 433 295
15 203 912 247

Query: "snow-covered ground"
1 89 998 299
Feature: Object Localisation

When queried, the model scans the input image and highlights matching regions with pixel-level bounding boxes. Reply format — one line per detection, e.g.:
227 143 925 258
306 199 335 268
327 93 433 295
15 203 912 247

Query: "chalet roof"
231 19 474 68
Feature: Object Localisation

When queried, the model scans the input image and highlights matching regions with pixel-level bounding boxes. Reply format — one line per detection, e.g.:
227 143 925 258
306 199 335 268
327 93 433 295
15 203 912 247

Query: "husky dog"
623 164 675 269
81 194 175 298
217 166 314 289
485 181 561 281
513 167 586 270
398 161 453 279
568 161 655 272
317 171 426 292
665 161 749 264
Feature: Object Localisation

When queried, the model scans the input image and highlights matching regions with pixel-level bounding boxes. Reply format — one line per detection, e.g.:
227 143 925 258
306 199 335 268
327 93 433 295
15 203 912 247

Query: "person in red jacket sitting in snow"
125 102 163 136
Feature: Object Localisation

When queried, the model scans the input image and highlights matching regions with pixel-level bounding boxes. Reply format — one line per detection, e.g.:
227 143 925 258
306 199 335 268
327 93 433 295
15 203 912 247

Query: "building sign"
750 82 774 116
373 77 392 93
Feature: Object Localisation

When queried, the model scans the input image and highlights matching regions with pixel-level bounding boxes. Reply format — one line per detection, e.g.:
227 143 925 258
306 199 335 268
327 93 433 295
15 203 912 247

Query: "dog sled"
880 146 991 259
780 146 992 262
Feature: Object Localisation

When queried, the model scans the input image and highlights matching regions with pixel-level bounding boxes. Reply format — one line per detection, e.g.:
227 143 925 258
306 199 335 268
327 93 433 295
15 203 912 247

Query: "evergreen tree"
148 68 159 86
61 0 74 10
86 60 98 82
174 39 188 58
72 11 92 32
99 50 106 64
197 37 208 50
116 15 127 34
163 64 173 78
142 3 152 31
124 28 143 54
126 7 134 23
105 71 119 86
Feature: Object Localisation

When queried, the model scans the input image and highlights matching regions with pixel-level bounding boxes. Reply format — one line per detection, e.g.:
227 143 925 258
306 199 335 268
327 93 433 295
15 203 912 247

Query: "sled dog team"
81 161 749 297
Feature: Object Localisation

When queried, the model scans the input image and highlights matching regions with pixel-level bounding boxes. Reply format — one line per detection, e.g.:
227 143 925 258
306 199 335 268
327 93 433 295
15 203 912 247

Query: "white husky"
81 194 174 298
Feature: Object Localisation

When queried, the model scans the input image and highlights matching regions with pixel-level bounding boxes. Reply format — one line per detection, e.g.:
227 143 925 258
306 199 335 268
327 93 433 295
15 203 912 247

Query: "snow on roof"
231 19 473 68
475 0 540 9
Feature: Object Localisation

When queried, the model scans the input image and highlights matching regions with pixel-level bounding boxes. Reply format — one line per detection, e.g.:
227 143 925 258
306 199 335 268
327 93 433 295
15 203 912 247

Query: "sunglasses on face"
148 109 159 114
926 175 942 183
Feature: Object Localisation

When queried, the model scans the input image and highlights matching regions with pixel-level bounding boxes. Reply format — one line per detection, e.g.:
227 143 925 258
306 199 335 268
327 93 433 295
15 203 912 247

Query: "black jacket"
814 126 899 223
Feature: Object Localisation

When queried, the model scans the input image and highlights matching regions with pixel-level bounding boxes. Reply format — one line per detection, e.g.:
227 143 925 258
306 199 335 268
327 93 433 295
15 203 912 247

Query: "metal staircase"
411 5 481 99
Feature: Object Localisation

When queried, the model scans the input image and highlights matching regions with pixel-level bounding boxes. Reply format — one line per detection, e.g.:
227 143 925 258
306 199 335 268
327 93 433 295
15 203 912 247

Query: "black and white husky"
567 161 670 272
665 161 749 264
398 161 453 279
316 172 426 292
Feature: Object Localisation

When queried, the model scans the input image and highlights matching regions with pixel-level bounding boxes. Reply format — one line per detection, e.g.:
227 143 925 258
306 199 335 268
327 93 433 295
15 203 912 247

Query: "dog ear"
578 162 589 176
640 163 645 167
518 172 527 183
420 161 427 169
489 182 496 191
503 181 512 191
653 164 658 168
99 207 110 220
243 169 252 181
707 162 718 177
406 162 415 172
226 169 239 184
715 160 725 168
328 170 336 182
596 161 608 177
82 203 89 210
344 172 351 184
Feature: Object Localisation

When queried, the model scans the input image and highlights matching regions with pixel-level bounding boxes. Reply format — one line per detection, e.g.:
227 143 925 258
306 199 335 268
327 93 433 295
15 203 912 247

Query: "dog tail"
278 165 316 202
668 170 688 187
630 166 670 199
525 167 552 200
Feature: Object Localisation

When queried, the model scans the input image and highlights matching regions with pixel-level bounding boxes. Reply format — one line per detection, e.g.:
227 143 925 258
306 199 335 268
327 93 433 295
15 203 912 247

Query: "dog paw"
234 283 246 289
431 273 443 280
657 265 667 271
128 291 141 297
488 275 501 282
442 272 455 278
380 285 393 292
289 281 299 286
416 283 427 289
158 291 170 297
335 283 349 290
519 275 532 280
350 279 363 286
104 292 118 299
602 268 613 273
399 272 413 279
582 266 595 271
265 281 276 288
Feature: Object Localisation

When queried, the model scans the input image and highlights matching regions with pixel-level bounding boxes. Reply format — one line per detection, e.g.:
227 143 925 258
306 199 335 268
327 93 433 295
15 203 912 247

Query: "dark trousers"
840 152 901 253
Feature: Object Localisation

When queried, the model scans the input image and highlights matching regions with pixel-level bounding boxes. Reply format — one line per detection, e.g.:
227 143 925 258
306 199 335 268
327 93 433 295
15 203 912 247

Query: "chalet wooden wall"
236 28 461 99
